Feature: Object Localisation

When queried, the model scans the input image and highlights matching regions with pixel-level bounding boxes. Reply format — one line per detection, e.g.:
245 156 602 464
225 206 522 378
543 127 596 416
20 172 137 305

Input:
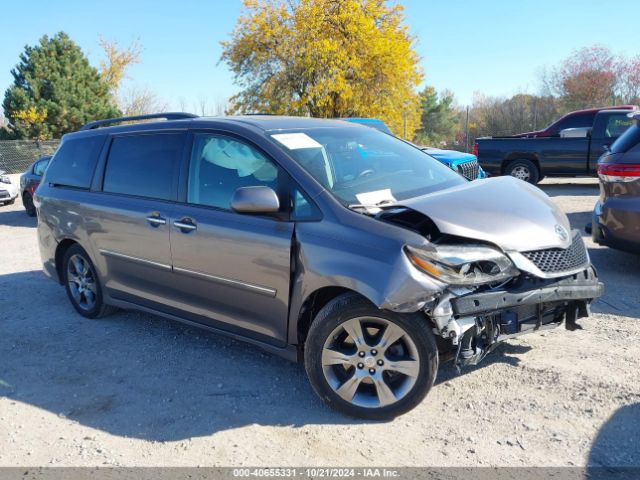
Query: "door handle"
146 214 166 227
174 218 197 233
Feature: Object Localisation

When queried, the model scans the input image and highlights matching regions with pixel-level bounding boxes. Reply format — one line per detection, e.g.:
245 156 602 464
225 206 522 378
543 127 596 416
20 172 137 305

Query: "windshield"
270 127 465 206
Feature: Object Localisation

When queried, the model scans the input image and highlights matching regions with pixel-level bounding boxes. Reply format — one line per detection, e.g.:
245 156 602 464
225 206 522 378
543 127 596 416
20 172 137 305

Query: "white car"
0 170 19 206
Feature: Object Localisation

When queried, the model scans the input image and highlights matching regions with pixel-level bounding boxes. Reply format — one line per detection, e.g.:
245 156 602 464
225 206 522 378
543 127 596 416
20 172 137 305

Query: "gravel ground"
0 176 638 467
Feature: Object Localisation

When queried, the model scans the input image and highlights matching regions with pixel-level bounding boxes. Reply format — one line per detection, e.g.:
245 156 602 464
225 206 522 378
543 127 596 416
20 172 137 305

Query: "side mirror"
231 186 280 214
559 127 591 138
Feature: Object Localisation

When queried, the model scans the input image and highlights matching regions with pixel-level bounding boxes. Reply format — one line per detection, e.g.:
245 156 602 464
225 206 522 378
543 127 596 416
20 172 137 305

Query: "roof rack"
80 112 198 131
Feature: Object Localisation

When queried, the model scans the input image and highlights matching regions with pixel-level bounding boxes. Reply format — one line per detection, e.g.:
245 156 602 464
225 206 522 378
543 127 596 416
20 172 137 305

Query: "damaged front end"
427 266 603 369
377 203 603 370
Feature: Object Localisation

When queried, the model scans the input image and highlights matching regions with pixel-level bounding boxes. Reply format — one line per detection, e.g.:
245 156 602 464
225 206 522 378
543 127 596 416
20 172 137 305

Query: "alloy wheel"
321 317 420 408
67 254 97 311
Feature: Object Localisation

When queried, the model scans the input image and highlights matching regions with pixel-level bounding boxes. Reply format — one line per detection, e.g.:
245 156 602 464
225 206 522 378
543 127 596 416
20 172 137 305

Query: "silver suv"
36 113 603 419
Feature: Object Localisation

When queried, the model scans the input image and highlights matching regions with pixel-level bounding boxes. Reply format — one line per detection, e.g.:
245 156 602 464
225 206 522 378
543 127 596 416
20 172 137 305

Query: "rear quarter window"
611 122 640 154
44 136 105 189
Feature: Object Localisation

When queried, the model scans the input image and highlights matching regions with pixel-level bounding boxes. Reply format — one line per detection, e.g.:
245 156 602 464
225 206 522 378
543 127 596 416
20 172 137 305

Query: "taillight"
472 142 479 157
598 163 640 182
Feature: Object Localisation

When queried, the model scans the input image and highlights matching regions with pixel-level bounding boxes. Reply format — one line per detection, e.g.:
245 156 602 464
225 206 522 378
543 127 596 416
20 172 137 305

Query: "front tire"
62 244 115 319
504 159 540 184
304 293 438 420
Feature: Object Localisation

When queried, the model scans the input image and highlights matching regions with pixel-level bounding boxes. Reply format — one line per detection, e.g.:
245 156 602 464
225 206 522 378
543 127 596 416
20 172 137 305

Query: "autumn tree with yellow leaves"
221 0 423 137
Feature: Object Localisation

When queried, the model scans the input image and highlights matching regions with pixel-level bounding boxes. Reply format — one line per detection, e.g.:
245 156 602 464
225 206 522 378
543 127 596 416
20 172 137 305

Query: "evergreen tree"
415 86 458 146
2 32 120 139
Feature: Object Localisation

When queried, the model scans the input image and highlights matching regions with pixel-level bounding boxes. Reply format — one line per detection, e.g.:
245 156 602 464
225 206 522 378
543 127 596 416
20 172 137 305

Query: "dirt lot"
0 177 638 467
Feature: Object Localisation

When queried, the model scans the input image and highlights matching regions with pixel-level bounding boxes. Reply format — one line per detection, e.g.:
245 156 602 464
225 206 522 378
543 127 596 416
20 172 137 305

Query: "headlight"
0 175 10 184
405 244 519 286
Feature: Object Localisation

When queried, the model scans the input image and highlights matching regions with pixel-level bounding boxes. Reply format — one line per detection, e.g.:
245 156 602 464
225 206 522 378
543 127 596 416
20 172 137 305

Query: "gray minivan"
36 113 603 419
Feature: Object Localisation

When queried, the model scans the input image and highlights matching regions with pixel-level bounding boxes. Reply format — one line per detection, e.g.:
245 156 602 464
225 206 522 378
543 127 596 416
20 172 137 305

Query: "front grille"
0 190 8 199
522 233 588 273
457 159 480 180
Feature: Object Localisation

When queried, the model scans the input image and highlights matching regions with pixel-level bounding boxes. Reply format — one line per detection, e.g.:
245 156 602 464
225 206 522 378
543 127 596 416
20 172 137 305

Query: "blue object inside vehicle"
341 117 486 180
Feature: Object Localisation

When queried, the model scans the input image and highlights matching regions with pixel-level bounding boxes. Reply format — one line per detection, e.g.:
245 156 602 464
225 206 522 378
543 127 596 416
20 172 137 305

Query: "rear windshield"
611 122 640 154
44 136 104 189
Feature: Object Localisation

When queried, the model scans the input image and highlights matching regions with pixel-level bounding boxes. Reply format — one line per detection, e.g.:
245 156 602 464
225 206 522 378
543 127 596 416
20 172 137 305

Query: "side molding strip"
173 266 277 297
99 249 277 297
99 249 172 271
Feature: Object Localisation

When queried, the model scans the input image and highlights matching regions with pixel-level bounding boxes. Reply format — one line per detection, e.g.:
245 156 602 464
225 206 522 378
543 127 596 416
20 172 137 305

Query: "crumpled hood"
398 176 572 252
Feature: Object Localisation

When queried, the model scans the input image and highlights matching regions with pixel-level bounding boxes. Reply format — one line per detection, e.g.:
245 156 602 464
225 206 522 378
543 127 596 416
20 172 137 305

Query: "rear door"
168 132 294 346
89 131 186 305
589 113 635 173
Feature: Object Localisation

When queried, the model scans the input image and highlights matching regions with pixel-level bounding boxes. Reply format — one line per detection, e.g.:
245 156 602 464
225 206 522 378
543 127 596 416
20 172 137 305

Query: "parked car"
588 112 640 253
474 109 635 184
420 147 486 181
510 105 637 138
20 155 51 216
341 118 486 180
0 170 19 206
36 113 603 419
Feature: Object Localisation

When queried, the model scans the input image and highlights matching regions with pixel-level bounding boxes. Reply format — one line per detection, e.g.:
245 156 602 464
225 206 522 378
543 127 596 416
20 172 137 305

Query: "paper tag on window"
271 133 323 150
355 189 396 213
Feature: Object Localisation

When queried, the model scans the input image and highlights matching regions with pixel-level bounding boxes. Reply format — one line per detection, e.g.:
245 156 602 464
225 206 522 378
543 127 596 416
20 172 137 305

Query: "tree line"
2 0 639 145
417 45 640 149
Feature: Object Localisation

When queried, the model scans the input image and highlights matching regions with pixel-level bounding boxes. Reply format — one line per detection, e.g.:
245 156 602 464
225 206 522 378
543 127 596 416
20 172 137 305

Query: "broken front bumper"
451 266 603 319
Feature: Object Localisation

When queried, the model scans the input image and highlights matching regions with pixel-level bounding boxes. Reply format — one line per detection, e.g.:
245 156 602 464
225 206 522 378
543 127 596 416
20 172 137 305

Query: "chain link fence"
0 140 60 174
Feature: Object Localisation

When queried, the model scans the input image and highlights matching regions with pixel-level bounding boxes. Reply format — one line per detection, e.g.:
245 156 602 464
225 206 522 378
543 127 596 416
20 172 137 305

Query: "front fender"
287 222 446 345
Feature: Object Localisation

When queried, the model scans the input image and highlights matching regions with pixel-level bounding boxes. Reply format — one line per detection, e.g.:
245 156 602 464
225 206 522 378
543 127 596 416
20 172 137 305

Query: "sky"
1 0 639 112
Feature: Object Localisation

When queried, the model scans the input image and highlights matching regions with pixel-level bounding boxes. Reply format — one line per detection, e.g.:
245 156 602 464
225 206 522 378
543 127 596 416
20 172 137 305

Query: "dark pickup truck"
474 109 635 184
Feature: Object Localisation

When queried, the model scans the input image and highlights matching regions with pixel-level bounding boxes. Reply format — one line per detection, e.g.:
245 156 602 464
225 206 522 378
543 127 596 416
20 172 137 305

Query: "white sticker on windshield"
355 189 396 213
271 133 323 150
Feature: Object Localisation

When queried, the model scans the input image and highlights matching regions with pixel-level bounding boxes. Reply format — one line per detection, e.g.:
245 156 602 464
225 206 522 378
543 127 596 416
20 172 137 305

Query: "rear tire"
304 293 439 420
23 192 36 216
62 244 115 319
504 159 540 184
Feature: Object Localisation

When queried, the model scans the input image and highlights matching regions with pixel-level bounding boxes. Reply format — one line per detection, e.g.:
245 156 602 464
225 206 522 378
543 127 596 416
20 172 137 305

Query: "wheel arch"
54 238 80 284
292 286 374 348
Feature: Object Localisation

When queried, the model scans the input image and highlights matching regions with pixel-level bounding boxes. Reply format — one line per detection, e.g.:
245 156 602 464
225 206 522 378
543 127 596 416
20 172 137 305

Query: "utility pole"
403 111 407 140
464 105 470 153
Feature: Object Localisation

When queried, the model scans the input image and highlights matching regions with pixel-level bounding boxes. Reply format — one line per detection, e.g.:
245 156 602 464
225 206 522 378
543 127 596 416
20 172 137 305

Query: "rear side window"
33 158 49 176
103 133 184 201
550 112 596 135
45 136 104 189
611 123 640 154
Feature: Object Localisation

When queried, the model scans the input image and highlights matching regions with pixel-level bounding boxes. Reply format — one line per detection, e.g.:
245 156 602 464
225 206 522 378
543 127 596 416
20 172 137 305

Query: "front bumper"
451 266 603 317
441 267 603 367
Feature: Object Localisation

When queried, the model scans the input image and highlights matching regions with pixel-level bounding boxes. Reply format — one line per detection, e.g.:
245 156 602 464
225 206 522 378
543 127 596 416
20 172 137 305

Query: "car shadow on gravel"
562 210 640 319
0 270 364 442
588 403 640 468
435 342 532 385
0 208 35 228
587 246 640 318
